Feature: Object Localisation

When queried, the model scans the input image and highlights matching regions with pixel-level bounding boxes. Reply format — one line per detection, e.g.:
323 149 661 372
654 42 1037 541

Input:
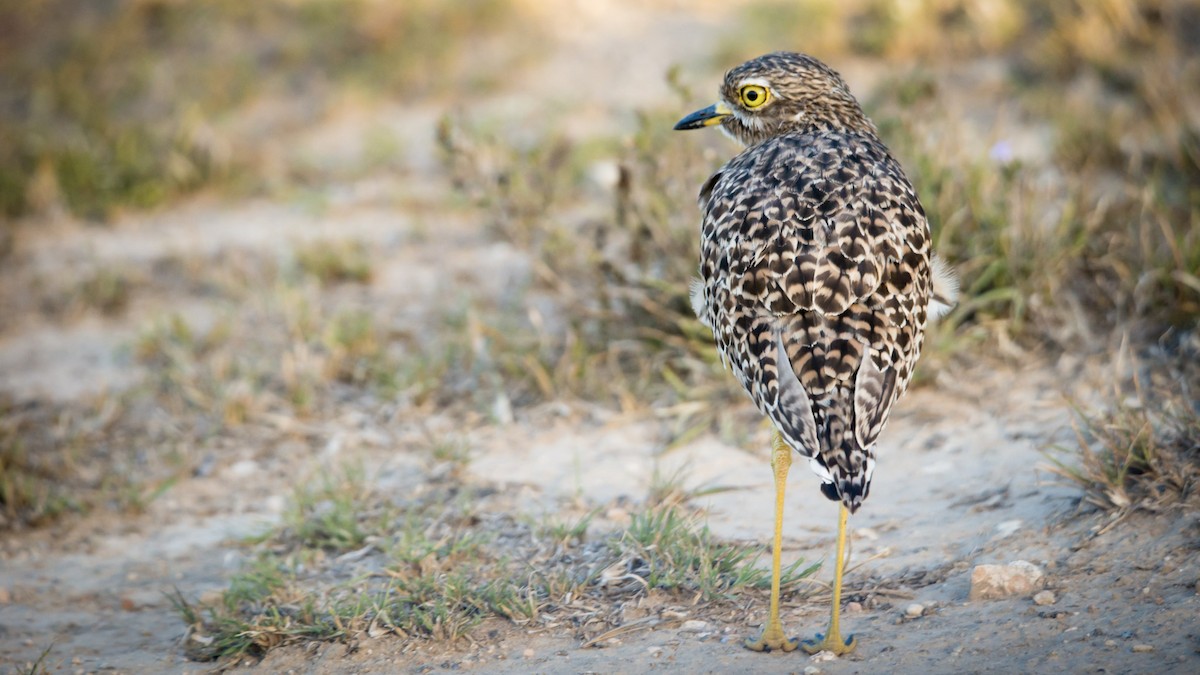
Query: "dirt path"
3 2 1199 674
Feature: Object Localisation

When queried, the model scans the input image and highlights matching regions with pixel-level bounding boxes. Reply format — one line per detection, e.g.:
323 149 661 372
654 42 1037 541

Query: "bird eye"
739 84 770 109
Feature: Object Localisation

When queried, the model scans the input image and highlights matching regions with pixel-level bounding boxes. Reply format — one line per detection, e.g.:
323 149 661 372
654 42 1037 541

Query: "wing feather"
697 130 932 509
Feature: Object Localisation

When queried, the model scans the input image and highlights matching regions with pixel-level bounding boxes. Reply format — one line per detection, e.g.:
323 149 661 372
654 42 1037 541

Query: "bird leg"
802 503 856 655
745 431 799 652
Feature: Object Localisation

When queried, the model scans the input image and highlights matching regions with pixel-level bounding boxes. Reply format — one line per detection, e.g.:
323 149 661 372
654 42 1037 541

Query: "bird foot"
744 623 799 652
801 631 856 656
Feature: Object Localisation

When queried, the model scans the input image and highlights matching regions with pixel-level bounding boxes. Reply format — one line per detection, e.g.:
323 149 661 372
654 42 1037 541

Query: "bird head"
674 52 875 146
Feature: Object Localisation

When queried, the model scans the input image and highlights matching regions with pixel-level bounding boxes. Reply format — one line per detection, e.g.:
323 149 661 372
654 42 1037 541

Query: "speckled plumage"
685 52 955 513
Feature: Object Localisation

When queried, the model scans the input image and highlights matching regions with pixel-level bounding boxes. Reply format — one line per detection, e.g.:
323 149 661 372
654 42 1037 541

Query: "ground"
2 1 1199 674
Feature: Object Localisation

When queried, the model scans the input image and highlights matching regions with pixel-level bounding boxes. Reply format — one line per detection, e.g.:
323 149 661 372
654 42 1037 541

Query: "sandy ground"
2 2 1199 674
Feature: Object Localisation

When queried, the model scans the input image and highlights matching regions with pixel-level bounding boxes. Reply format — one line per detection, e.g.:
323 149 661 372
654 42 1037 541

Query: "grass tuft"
1048 364 1200 514
173 472 818 663
280 464 382 553
609 503 819 601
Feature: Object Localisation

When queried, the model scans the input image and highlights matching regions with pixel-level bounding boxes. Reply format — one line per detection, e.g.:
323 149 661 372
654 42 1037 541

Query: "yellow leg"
745 432 799 652
801 503 856 655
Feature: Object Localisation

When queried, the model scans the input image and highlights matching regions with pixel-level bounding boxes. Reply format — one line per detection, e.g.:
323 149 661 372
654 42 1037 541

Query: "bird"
674 52 958 654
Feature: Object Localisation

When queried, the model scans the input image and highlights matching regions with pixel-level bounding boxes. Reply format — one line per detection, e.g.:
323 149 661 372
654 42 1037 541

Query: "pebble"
264 495 286 514
804 666 822 675
1132 644 1154 653
1033 590 1057 606
845 601 863 614
680 620 710 633
1105 640 1117 647
0 586 10 604
904 603 925 618
994 519 1022 537
226 460 260 478
969 561 1045 600
522 648 535 659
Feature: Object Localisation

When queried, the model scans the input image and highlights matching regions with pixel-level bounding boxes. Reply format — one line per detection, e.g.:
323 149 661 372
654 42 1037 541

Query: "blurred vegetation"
438 104 741 416
0 0 517 221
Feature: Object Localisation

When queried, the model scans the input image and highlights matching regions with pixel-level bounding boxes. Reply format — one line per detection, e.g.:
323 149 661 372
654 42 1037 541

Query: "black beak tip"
674 104 725 131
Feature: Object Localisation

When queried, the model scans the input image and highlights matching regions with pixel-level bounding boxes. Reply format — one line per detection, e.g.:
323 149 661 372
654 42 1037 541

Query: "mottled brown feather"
688 52 940 512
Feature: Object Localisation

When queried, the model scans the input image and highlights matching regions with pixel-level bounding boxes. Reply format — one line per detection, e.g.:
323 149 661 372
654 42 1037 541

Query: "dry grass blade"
1045 360 1200 514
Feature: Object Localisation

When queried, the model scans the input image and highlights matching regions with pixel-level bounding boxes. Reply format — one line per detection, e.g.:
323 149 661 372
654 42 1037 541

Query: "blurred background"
1 0 1198 669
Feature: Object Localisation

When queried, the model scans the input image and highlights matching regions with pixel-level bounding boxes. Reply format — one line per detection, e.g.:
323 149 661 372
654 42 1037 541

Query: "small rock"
647 647 663 657
226 460 259 478
845 601 863 614
804 666 822 675
1033 590 1056 606
904 603 925 618
994 519 1023 537
1132 644 1154 653
522 648 535 659
680 620 710 633
1104 640 1117 647
264 494 286 514
969 561 1045 601
0 586 10 604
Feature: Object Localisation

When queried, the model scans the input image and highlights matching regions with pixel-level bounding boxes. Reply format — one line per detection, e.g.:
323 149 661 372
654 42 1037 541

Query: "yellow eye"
739 84 770 109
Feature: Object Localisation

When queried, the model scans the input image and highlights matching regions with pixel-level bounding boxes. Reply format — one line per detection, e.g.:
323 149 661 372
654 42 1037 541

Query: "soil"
2 2 1198 674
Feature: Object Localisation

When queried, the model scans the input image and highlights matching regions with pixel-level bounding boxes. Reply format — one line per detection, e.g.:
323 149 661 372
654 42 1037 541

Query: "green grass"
537 508 600 549
173 472 819 664
614 504 820 601
280 464 383 552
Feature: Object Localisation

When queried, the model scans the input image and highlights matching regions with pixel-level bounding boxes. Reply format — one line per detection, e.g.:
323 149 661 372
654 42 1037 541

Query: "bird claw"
801 631 856 656
744 625 799 652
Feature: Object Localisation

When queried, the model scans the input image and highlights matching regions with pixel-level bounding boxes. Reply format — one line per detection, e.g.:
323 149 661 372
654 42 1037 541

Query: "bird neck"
794 95 878 137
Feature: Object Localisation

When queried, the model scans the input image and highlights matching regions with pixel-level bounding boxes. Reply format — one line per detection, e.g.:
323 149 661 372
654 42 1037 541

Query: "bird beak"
674 101 733 130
